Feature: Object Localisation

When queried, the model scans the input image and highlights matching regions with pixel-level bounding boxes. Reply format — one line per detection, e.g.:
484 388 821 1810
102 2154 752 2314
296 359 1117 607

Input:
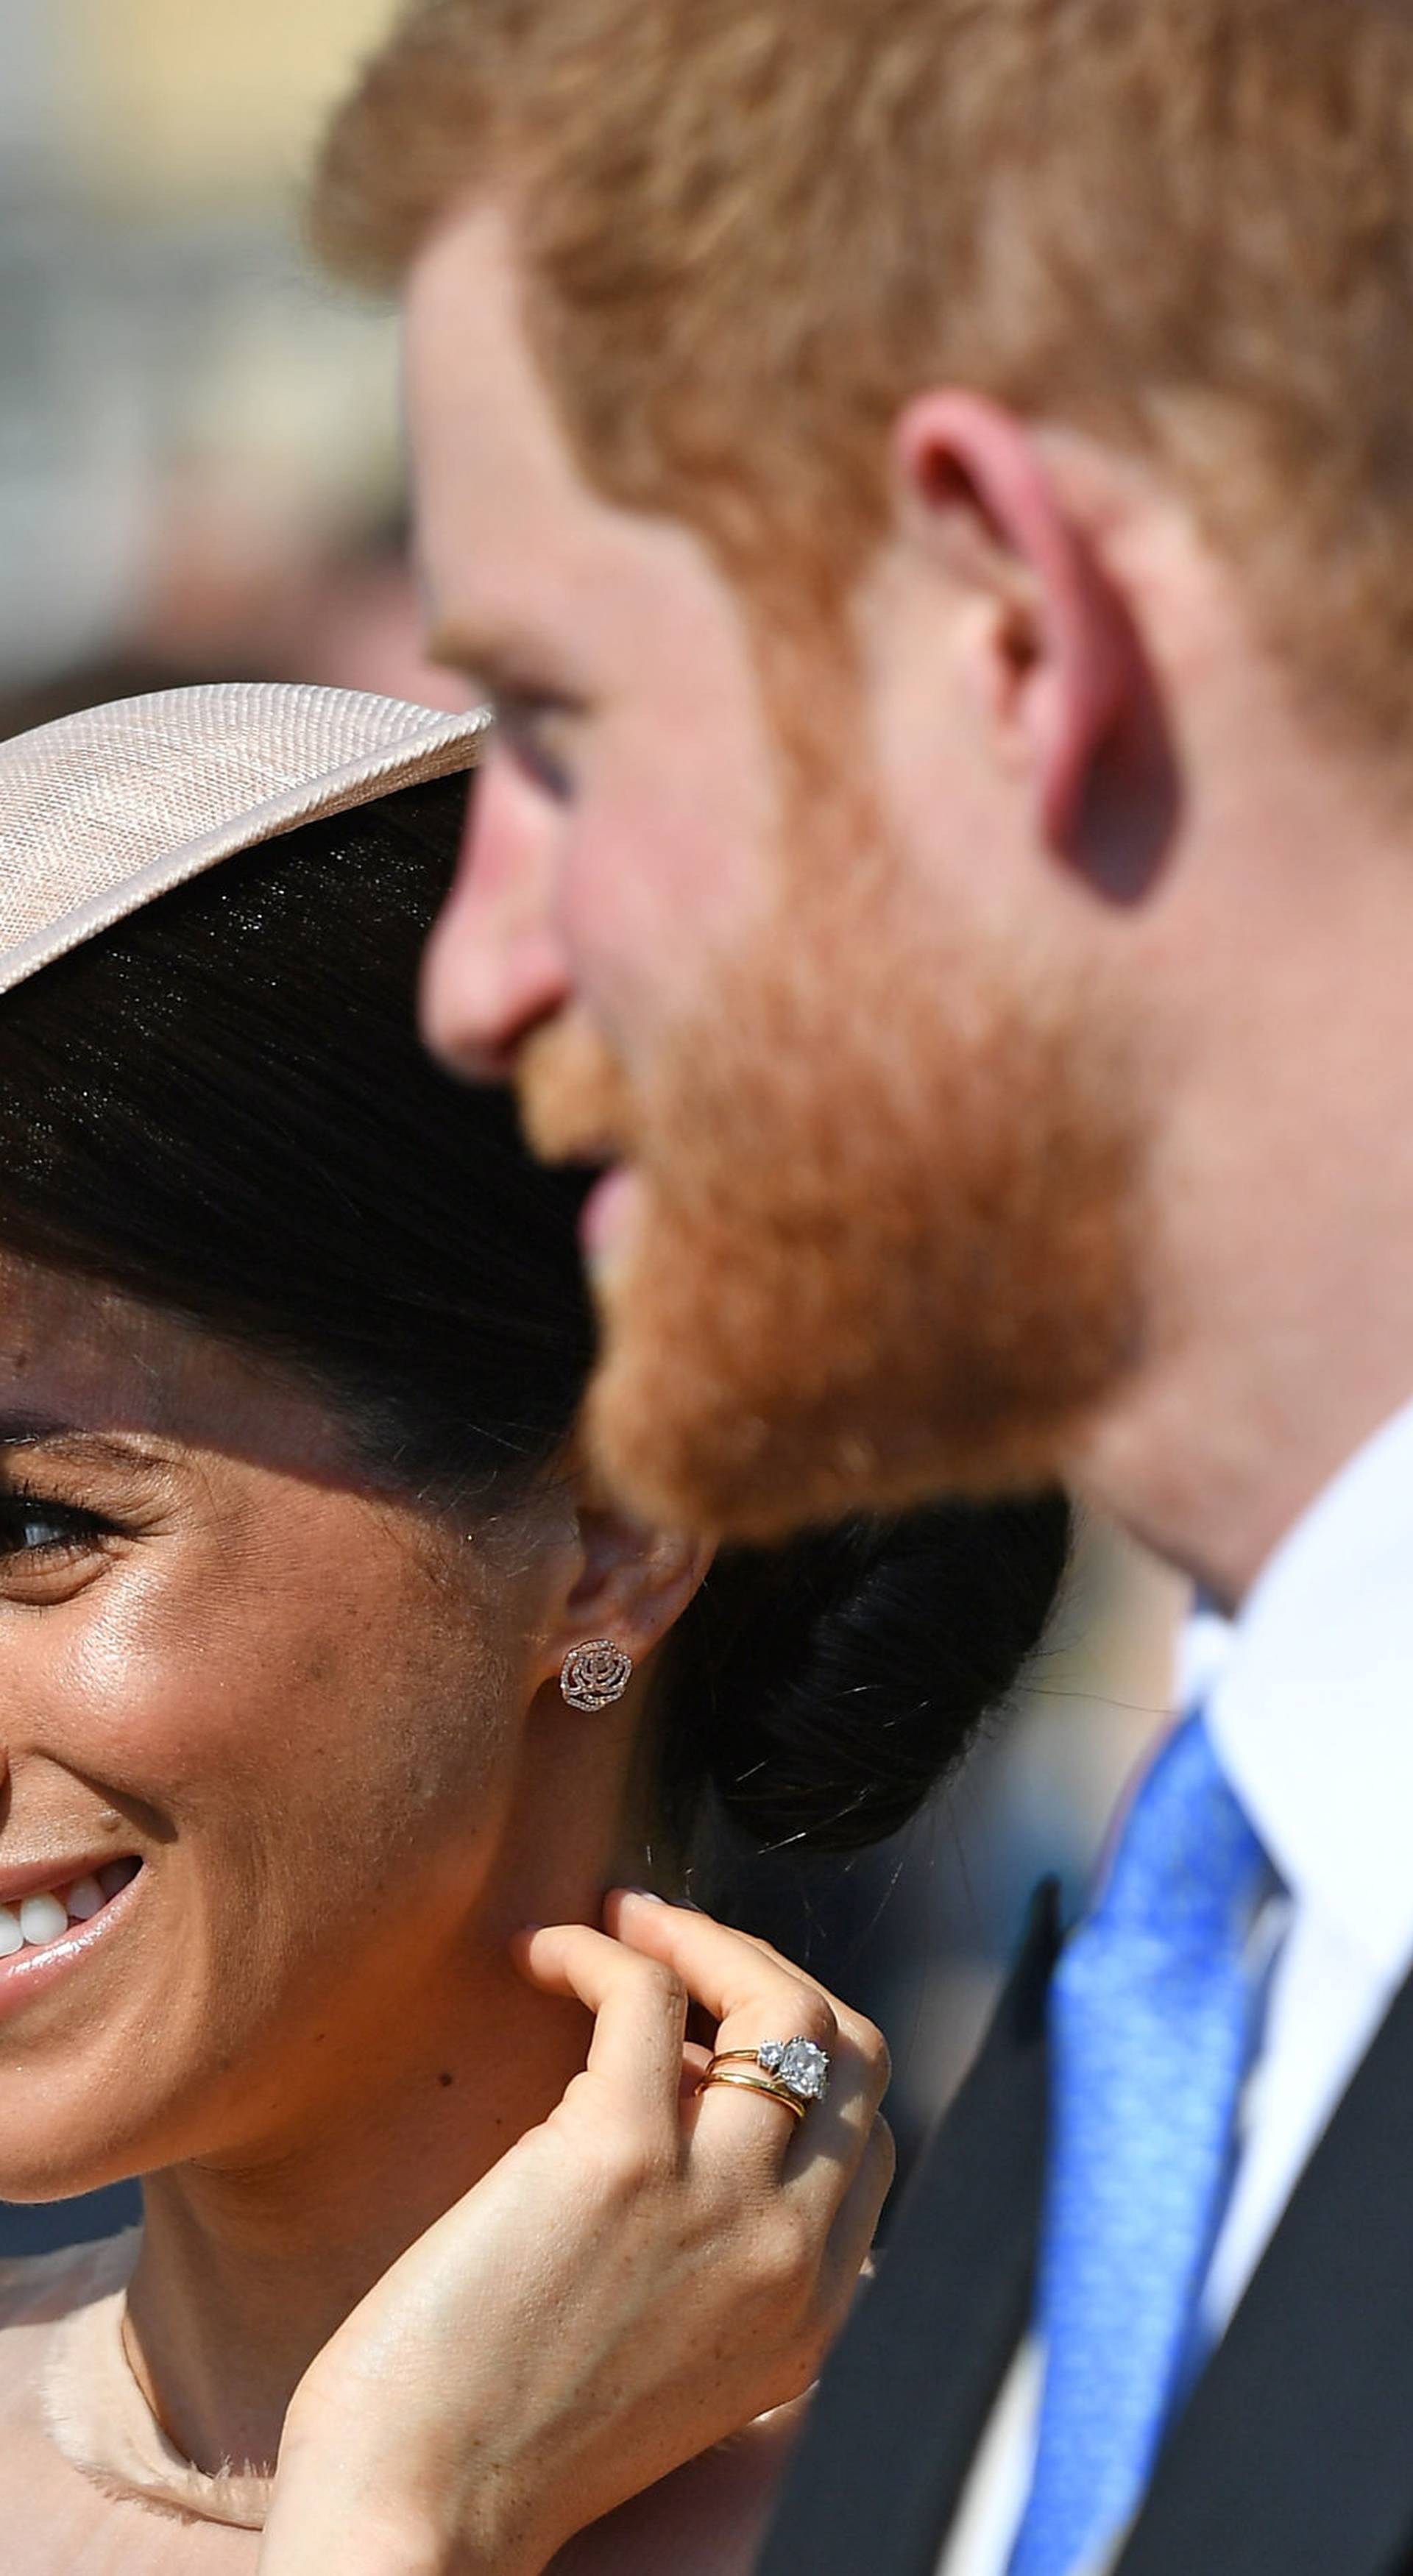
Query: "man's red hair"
315 0 1413 747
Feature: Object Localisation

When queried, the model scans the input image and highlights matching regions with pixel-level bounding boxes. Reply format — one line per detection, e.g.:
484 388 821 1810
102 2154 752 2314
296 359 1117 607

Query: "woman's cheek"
35 1567 352 1864
52 1575 258 1798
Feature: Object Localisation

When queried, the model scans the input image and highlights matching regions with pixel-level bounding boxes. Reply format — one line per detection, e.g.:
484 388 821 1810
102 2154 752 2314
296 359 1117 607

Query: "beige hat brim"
0 681 491 1000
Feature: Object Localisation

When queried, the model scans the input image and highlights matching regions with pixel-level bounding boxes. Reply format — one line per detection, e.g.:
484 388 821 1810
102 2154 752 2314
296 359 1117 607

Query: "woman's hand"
259 1890 893 2576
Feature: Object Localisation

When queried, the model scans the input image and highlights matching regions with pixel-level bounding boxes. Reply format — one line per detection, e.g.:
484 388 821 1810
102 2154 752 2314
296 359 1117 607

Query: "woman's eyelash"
0 1491 117 1558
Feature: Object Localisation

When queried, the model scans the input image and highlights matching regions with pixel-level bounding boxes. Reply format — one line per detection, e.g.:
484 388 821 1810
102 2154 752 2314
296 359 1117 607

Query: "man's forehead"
407 206 605 561
407 207 744 689
407 212 631 676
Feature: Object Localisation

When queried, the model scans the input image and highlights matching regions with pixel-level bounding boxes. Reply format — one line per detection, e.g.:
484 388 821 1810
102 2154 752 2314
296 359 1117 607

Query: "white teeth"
0 1859 141 1958
19 1893 68 1947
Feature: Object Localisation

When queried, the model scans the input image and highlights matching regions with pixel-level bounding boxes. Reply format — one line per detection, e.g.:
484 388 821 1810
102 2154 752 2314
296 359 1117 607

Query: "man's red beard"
517 801 1146 1544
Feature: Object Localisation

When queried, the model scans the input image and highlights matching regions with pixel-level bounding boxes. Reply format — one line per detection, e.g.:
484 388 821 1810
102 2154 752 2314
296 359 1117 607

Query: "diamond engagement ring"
696 2036 832 2120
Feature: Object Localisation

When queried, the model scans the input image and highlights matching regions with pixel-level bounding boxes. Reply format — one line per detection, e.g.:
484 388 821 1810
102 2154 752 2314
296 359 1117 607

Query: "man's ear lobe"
893 390 1176 899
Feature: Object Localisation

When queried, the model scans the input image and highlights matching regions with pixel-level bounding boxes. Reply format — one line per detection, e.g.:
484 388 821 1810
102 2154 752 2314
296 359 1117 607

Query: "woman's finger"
652 1905 874 2036
521 1900 892 2192
607 1889 891 2110
602 1892 885 2175
513 1921 688 2134
604 1890 840 2058
769 2026 885 2178
606 1889 893 2073
821 2112 897 2283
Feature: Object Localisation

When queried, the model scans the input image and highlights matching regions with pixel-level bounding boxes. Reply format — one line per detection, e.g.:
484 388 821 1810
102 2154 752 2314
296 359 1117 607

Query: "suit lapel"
1119 1952 1413 2576
762 1863 1413 2576
754 1882 1060 2576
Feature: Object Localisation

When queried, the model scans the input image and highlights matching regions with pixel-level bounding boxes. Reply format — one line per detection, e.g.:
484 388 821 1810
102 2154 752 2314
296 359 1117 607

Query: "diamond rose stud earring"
560 1638 634 1712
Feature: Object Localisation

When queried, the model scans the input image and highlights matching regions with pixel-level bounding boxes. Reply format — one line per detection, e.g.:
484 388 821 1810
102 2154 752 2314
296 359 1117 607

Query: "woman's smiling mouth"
0 1856 142 2012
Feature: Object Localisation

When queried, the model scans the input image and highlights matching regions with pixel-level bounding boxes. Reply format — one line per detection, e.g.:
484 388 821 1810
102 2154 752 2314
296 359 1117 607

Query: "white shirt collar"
1196 1395 1413 1987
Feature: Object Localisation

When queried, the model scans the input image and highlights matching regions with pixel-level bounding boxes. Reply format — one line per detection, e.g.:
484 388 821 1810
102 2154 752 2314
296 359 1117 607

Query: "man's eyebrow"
424 620 567 697
425 620 510 682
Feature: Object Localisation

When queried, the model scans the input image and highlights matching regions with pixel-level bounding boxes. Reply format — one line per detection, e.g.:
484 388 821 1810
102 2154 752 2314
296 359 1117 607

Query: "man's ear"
534 1496 712 1699
892 389 1176 900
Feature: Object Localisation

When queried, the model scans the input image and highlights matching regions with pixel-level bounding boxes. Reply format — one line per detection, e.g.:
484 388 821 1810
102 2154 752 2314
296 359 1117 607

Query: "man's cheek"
563 803 761 1044
557 821 684 1032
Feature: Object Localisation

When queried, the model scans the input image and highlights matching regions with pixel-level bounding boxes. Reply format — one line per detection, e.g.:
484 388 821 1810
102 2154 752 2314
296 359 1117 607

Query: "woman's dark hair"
0 774 1069 1856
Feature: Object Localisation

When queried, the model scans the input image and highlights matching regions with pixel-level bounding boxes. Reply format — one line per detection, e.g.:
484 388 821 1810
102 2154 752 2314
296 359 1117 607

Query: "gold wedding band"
695 2035 831 2121
695 2064 807 2120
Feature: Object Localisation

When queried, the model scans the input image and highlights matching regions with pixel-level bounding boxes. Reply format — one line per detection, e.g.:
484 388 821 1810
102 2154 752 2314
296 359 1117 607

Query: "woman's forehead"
0 1251 353 1485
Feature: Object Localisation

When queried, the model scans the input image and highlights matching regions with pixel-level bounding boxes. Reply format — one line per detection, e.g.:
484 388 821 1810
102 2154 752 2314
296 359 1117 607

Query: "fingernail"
623 1886 665 1902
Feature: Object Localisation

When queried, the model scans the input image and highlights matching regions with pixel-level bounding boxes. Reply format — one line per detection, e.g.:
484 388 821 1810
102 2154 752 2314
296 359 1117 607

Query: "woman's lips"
0 1855 139 1954
0 1858 142 2020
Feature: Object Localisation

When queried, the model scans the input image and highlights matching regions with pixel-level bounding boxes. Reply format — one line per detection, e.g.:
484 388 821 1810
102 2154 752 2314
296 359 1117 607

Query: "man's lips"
579 1163 640 1264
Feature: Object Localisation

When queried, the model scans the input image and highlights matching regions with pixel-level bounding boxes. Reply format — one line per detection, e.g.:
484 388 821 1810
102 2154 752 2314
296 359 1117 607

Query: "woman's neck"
124 1957 591 2477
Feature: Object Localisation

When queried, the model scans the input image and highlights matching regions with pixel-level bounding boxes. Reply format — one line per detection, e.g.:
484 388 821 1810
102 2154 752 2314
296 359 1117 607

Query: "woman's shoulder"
0 2229 138 2336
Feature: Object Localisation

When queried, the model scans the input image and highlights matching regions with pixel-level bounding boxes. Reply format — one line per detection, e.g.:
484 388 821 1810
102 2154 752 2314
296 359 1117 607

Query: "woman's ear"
891 389 1178 902
534 1492 712 1697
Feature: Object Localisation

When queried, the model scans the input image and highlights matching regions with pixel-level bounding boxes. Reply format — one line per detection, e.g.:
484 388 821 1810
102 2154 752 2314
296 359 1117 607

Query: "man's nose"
419 767 571 1080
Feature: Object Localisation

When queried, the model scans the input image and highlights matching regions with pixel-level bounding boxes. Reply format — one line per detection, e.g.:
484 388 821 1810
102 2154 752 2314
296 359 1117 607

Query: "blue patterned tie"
1007 1713 1269 2576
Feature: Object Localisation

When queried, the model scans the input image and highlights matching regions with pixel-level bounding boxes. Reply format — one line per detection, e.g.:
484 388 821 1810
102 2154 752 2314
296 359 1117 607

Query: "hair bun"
665 1493 1071 1857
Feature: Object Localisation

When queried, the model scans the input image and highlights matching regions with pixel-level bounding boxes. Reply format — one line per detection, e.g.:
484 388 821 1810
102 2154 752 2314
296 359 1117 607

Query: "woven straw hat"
0 680 491 999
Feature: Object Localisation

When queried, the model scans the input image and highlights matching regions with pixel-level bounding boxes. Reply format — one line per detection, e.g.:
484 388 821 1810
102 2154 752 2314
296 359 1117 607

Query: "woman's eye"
0 1497 111 1563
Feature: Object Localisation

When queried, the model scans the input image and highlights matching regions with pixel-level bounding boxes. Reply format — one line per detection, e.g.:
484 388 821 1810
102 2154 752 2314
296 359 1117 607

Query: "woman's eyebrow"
0 1423 171 1473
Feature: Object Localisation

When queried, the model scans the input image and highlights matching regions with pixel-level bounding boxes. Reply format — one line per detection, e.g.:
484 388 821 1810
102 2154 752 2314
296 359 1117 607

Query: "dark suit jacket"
756 1884 1413 2576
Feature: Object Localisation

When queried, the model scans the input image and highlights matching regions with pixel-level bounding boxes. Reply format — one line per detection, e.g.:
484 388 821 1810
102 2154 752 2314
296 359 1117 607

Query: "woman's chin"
0 2137 144 2205
0 2083 157 2204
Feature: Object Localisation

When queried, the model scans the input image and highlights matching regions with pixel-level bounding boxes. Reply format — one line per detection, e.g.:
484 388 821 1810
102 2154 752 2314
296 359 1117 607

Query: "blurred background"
0 0 1188 2247
0 0 456 735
